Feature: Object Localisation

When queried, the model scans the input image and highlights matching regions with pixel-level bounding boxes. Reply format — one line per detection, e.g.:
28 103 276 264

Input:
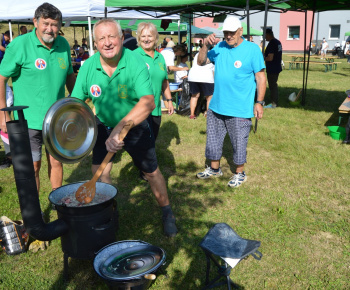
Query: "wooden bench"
285 61 337 72
338 96 350 125
333 62 341 70
171 88 182 110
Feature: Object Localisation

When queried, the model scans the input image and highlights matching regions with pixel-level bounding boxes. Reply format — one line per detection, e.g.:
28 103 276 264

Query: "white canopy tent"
0 0 180 55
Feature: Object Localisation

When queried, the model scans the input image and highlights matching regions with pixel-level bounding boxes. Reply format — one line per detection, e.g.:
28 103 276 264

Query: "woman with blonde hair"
135 22 174 141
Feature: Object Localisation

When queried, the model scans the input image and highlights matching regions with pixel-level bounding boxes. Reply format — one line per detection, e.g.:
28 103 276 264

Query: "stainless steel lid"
93 240 166 281
43 97 97 163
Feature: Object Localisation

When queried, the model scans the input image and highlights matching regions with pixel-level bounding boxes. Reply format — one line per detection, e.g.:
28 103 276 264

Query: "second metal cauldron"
94 240 166 290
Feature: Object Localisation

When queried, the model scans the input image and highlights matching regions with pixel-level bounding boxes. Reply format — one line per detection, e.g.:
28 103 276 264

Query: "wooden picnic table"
288 54 335 63
171 88 182 110
285 54 340 72
285 61 339 72
339 96 350 114
161 88 183 112
338 96 350 141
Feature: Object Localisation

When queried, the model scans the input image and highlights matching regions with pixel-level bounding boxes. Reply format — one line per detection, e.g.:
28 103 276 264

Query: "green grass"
1 30 350 289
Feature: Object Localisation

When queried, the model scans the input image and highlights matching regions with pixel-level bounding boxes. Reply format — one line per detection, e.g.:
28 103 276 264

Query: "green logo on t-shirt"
159 63 165 71
58 58 67 69
118 85 127 99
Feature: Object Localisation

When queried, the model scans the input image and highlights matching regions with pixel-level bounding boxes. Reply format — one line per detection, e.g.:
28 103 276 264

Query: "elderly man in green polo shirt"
0 3 76 194
71 18 178 238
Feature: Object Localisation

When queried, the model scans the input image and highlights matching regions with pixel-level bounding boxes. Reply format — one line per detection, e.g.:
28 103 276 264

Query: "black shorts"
28 129 45 162
150 115 161 141
189 81 214 97
92 117 158 173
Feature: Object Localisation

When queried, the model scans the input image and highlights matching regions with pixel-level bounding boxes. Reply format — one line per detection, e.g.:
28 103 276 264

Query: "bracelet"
166 99 172 101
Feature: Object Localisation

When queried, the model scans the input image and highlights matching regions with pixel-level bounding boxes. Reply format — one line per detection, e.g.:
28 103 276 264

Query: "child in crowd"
174 53 189 110
174 53 189 84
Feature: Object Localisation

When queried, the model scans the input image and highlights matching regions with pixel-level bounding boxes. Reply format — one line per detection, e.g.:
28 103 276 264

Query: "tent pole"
262 0 269 53
8 21 13 41
189 14 192 67
246 0 250 40
88 16 94 56
178 20 181 44
315 11 319 54
304 10 315 107
302 10 308 106
74 27 76 44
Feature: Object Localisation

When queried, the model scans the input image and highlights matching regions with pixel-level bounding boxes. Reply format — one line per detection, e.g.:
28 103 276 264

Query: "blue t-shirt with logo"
207 39 265 118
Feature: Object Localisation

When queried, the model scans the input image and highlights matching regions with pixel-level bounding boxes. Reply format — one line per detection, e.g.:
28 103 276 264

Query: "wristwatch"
256 100 265 106
166 99 172 102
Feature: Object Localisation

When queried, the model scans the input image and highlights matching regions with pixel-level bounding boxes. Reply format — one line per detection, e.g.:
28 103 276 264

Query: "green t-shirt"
134 47 168 116
0 29 73 130
72 48 153 127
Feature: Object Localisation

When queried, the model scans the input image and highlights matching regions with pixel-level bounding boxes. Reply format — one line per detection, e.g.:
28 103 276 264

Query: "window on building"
329 25 340 39
288 26 300 39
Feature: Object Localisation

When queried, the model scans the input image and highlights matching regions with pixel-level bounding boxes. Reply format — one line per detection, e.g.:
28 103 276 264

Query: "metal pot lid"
94 241 166 281
43 97 97 163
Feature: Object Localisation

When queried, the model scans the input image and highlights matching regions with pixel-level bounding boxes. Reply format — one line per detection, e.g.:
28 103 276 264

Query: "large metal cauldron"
49 182 118 259
94 240 166 290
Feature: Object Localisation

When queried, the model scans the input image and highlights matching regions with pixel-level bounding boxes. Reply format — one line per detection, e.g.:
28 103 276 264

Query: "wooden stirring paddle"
75 120 134 204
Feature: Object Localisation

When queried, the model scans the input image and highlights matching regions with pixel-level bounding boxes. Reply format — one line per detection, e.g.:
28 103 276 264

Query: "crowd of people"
0 2 298 240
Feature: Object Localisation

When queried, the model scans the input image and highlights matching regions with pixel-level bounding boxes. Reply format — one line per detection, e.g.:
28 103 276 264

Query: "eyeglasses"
223 29 240 37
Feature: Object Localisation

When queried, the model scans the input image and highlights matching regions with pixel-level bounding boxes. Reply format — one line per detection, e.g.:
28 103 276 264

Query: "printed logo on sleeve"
146 63 150 70
35 59 47 70
90 85 102 98
234 60 242 68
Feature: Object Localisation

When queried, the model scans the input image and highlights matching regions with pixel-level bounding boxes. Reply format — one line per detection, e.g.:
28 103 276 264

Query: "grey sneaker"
227 171 247 188
197 166 223 179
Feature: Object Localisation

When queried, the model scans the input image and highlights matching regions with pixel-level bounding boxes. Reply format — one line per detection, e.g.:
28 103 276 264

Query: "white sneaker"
227 172 247 188
197 166 223 179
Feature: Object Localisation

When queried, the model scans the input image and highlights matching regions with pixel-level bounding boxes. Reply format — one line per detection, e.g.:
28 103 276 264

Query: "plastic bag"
288 92 297 102
177 78 191 116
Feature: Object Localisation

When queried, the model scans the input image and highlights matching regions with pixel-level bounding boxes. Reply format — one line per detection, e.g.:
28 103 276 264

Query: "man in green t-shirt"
72 19 177 238
0 3 76 194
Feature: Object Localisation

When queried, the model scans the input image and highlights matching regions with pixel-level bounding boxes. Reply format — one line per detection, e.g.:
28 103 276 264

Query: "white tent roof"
0 0 180 22
0 0 179 55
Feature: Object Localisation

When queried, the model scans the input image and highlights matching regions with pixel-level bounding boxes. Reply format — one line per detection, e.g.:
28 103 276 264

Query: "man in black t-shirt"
264 28 282 108
123 28 137 51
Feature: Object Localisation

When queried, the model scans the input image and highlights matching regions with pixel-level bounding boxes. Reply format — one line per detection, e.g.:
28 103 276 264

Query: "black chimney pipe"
2 106 68 241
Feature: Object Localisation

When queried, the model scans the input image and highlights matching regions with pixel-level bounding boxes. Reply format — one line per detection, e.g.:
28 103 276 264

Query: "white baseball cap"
222 16 242 32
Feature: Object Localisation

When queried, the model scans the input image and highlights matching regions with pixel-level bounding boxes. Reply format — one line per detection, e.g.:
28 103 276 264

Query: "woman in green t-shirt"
134 22 174 140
